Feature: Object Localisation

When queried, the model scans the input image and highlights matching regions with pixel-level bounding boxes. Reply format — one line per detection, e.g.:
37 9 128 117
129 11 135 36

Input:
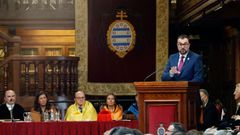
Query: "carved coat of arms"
106 10 136 58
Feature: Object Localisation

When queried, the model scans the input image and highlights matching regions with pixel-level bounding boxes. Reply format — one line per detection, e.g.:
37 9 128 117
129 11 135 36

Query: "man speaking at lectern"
161 34 204 129
161 34 203 83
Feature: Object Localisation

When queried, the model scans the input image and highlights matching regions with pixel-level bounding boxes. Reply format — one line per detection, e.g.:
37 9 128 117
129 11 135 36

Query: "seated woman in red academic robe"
98 93 123 121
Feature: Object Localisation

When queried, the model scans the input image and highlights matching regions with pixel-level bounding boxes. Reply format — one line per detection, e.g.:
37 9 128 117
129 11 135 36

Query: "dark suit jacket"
201 101 219 130
0 103 25 120
235 105 240 115
161 51 203 83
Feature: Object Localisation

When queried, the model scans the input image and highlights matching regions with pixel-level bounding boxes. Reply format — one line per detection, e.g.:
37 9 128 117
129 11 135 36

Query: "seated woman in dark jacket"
31 91 57 122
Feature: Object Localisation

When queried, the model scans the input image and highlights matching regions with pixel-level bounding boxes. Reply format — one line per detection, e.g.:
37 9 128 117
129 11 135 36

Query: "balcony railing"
0 55 79 111
0 55 79 97
0 30 79 111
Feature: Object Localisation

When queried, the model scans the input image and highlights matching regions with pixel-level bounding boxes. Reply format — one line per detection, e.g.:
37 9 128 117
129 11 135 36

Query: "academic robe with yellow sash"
65 101 97 121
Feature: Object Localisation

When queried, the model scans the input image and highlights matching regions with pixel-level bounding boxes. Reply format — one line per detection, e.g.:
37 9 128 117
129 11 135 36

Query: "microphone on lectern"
143 68 161 81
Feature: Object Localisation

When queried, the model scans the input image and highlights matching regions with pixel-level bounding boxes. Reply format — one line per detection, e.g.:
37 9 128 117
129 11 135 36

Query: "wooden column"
236 37 240 83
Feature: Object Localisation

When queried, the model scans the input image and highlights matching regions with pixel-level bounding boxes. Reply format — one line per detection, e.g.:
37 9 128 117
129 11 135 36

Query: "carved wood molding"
177 0 226 23
0 31 21 43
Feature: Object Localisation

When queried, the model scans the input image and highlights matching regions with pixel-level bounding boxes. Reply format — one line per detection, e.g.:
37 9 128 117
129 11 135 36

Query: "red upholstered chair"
148 104 177 134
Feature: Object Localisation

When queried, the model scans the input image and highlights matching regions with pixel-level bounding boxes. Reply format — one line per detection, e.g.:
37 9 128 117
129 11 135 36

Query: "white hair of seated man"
214 130 232 135
203 127 217 135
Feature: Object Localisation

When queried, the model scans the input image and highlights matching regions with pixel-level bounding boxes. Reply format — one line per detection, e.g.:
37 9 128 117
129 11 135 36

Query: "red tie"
200 107 204 124
178 56 184 71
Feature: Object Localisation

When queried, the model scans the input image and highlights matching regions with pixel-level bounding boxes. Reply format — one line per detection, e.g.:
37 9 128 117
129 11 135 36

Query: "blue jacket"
161 51 203 83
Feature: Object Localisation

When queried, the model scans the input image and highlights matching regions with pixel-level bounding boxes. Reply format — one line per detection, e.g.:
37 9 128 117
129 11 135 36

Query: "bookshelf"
20 46 75 56
68 48 75 56
21 48 39 55
45 48 62 56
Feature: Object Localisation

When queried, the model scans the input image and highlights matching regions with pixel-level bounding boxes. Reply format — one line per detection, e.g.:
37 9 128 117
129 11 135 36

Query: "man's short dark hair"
171 122 186 133
177 34 189 40
109 126 143 135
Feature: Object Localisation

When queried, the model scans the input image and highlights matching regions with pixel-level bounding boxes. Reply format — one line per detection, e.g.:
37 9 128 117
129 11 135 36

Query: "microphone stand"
143 68 161 81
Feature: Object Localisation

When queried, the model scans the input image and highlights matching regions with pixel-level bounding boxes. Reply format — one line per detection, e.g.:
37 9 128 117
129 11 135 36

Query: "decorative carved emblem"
106 10 136 58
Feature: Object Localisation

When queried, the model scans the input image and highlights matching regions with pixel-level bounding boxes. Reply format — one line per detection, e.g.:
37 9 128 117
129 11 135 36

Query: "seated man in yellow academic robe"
65 90 97 121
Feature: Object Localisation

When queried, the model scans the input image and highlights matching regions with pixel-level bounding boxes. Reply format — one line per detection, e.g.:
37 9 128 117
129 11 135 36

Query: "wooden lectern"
134 81 200 134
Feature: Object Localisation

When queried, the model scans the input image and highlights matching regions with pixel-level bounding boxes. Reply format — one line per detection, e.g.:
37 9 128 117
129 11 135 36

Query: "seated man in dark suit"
198 89 219 130
228 83 240 128
217 83 240 130
123 94 139 120
232 83 240 118
0 90 25 121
